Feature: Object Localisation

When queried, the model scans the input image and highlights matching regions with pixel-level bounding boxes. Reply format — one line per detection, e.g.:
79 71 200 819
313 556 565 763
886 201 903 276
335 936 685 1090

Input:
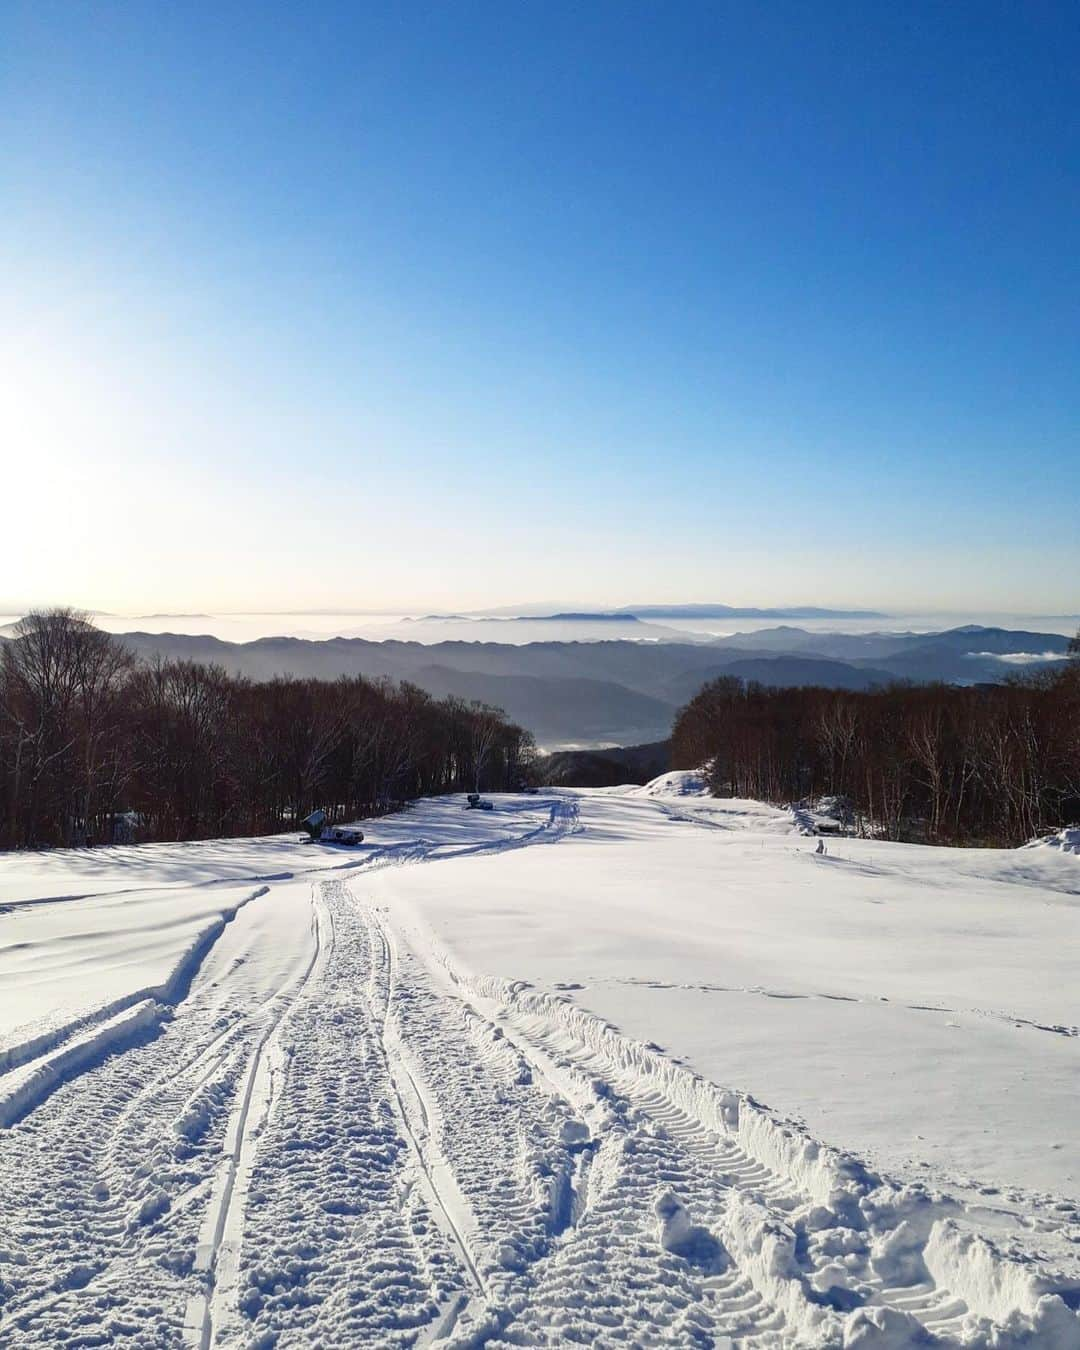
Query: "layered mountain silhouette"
109 626 1072 748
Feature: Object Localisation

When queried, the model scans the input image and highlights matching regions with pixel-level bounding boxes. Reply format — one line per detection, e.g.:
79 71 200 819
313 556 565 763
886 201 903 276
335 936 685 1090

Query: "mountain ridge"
100 625 1073 749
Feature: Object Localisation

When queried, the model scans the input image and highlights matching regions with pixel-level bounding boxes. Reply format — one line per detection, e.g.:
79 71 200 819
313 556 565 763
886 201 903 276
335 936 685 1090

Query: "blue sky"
3 1 1078 613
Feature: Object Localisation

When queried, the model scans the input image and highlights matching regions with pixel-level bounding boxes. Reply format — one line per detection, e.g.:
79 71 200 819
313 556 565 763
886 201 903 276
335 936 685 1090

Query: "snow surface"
0 779 1077 1346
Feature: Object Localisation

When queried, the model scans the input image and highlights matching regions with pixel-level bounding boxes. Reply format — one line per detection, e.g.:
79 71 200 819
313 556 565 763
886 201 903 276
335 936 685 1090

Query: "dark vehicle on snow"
299 810 364 845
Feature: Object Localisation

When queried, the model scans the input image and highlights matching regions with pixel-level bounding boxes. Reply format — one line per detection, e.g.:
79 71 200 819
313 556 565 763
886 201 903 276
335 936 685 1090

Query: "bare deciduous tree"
672 668 1080 846
0 616 536 849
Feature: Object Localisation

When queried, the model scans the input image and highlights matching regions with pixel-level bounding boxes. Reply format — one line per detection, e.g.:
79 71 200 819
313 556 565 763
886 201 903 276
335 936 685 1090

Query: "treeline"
0 610 535 849
671 655 1080 846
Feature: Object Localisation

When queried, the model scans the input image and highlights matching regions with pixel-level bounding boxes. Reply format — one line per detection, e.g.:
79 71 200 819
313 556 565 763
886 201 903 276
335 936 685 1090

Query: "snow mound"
630 769 710 798
1024 827 1080 855
925 1220 1080 1348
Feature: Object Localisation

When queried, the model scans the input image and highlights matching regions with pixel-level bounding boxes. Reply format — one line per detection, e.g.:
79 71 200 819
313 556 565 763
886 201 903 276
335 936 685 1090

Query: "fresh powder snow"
0 778 1077 1346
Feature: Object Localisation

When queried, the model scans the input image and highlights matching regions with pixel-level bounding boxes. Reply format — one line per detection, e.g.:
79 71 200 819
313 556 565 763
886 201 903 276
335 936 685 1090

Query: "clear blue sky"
3 1 1078 613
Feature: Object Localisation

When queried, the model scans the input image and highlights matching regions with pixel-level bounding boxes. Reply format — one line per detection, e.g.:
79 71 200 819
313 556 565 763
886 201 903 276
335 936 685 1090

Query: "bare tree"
672 667 1080 846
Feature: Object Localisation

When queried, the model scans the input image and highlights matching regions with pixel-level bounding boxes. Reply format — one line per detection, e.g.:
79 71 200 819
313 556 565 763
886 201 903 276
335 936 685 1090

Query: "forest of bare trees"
671 643 1080 845
0 610 536 850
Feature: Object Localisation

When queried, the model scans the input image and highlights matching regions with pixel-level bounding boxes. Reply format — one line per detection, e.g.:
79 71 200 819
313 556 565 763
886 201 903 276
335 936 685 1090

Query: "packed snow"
0 777 1077 1346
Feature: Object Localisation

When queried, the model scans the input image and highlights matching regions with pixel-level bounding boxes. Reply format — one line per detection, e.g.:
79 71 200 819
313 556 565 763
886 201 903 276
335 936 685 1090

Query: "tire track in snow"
369 903 605 1329
372 906 805 1345
215 880 470 1346
0 882 316 1345
453 978 898 1345
389 909 1080 1347
500 1001 1077 1345
183 887 327 1349
0 804 579 1346
367 914 489 1304
0 884 271 1126
388 914 806 1346
0 799 576 1333
349 899 616 1343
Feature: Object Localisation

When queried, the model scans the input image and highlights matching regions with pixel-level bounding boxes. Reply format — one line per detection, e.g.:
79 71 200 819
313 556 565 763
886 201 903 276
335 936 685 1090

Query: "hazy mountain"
460 601 889 620
103 624 1073 749
616 604 889 619
708 627 920 659
709 624 1072 665
401 667 677 747
387 613 701 644
657 656 901 705
536 740 671 788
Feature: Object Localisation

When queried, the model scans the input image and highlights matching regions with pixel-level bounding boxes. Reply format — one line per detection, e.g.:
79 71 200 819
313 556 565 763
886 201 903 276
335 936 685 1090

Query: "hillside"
400 667 676 747
535 739 670 787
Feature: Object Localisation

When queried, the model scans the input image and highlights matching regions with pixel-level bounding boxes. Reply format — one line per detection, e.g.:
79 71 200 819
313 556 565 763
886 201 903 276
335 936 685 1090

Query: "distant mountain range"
384 613 705 644
453 601 890 619
427 606 888 620
102 624 1072 749
614 604 889 619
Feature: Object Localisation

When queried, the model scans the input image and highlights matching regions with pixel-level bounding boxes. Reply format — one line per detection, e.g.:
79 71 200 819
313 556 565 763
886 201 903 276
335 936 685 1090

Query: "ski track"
1 793 1078 1348
184 890 330 1349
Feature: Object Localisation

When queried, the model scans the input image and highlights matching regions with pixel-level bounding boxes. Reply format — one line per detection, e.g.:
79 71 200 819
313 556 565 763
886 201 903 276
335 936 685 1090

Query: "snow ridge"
0 884 270 1128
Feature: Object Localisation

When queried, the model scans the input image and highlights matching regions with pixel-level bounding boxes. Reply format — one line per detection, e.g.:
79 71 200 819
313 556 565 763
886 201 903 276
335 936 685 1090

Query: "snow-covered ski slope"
1 779 1078 1347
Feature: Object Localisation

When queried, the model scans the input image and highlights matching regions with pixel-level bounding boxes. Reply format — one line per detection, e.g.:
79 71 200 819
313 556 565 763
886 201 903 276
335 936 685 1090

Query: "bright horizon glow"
3 3 1078 615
